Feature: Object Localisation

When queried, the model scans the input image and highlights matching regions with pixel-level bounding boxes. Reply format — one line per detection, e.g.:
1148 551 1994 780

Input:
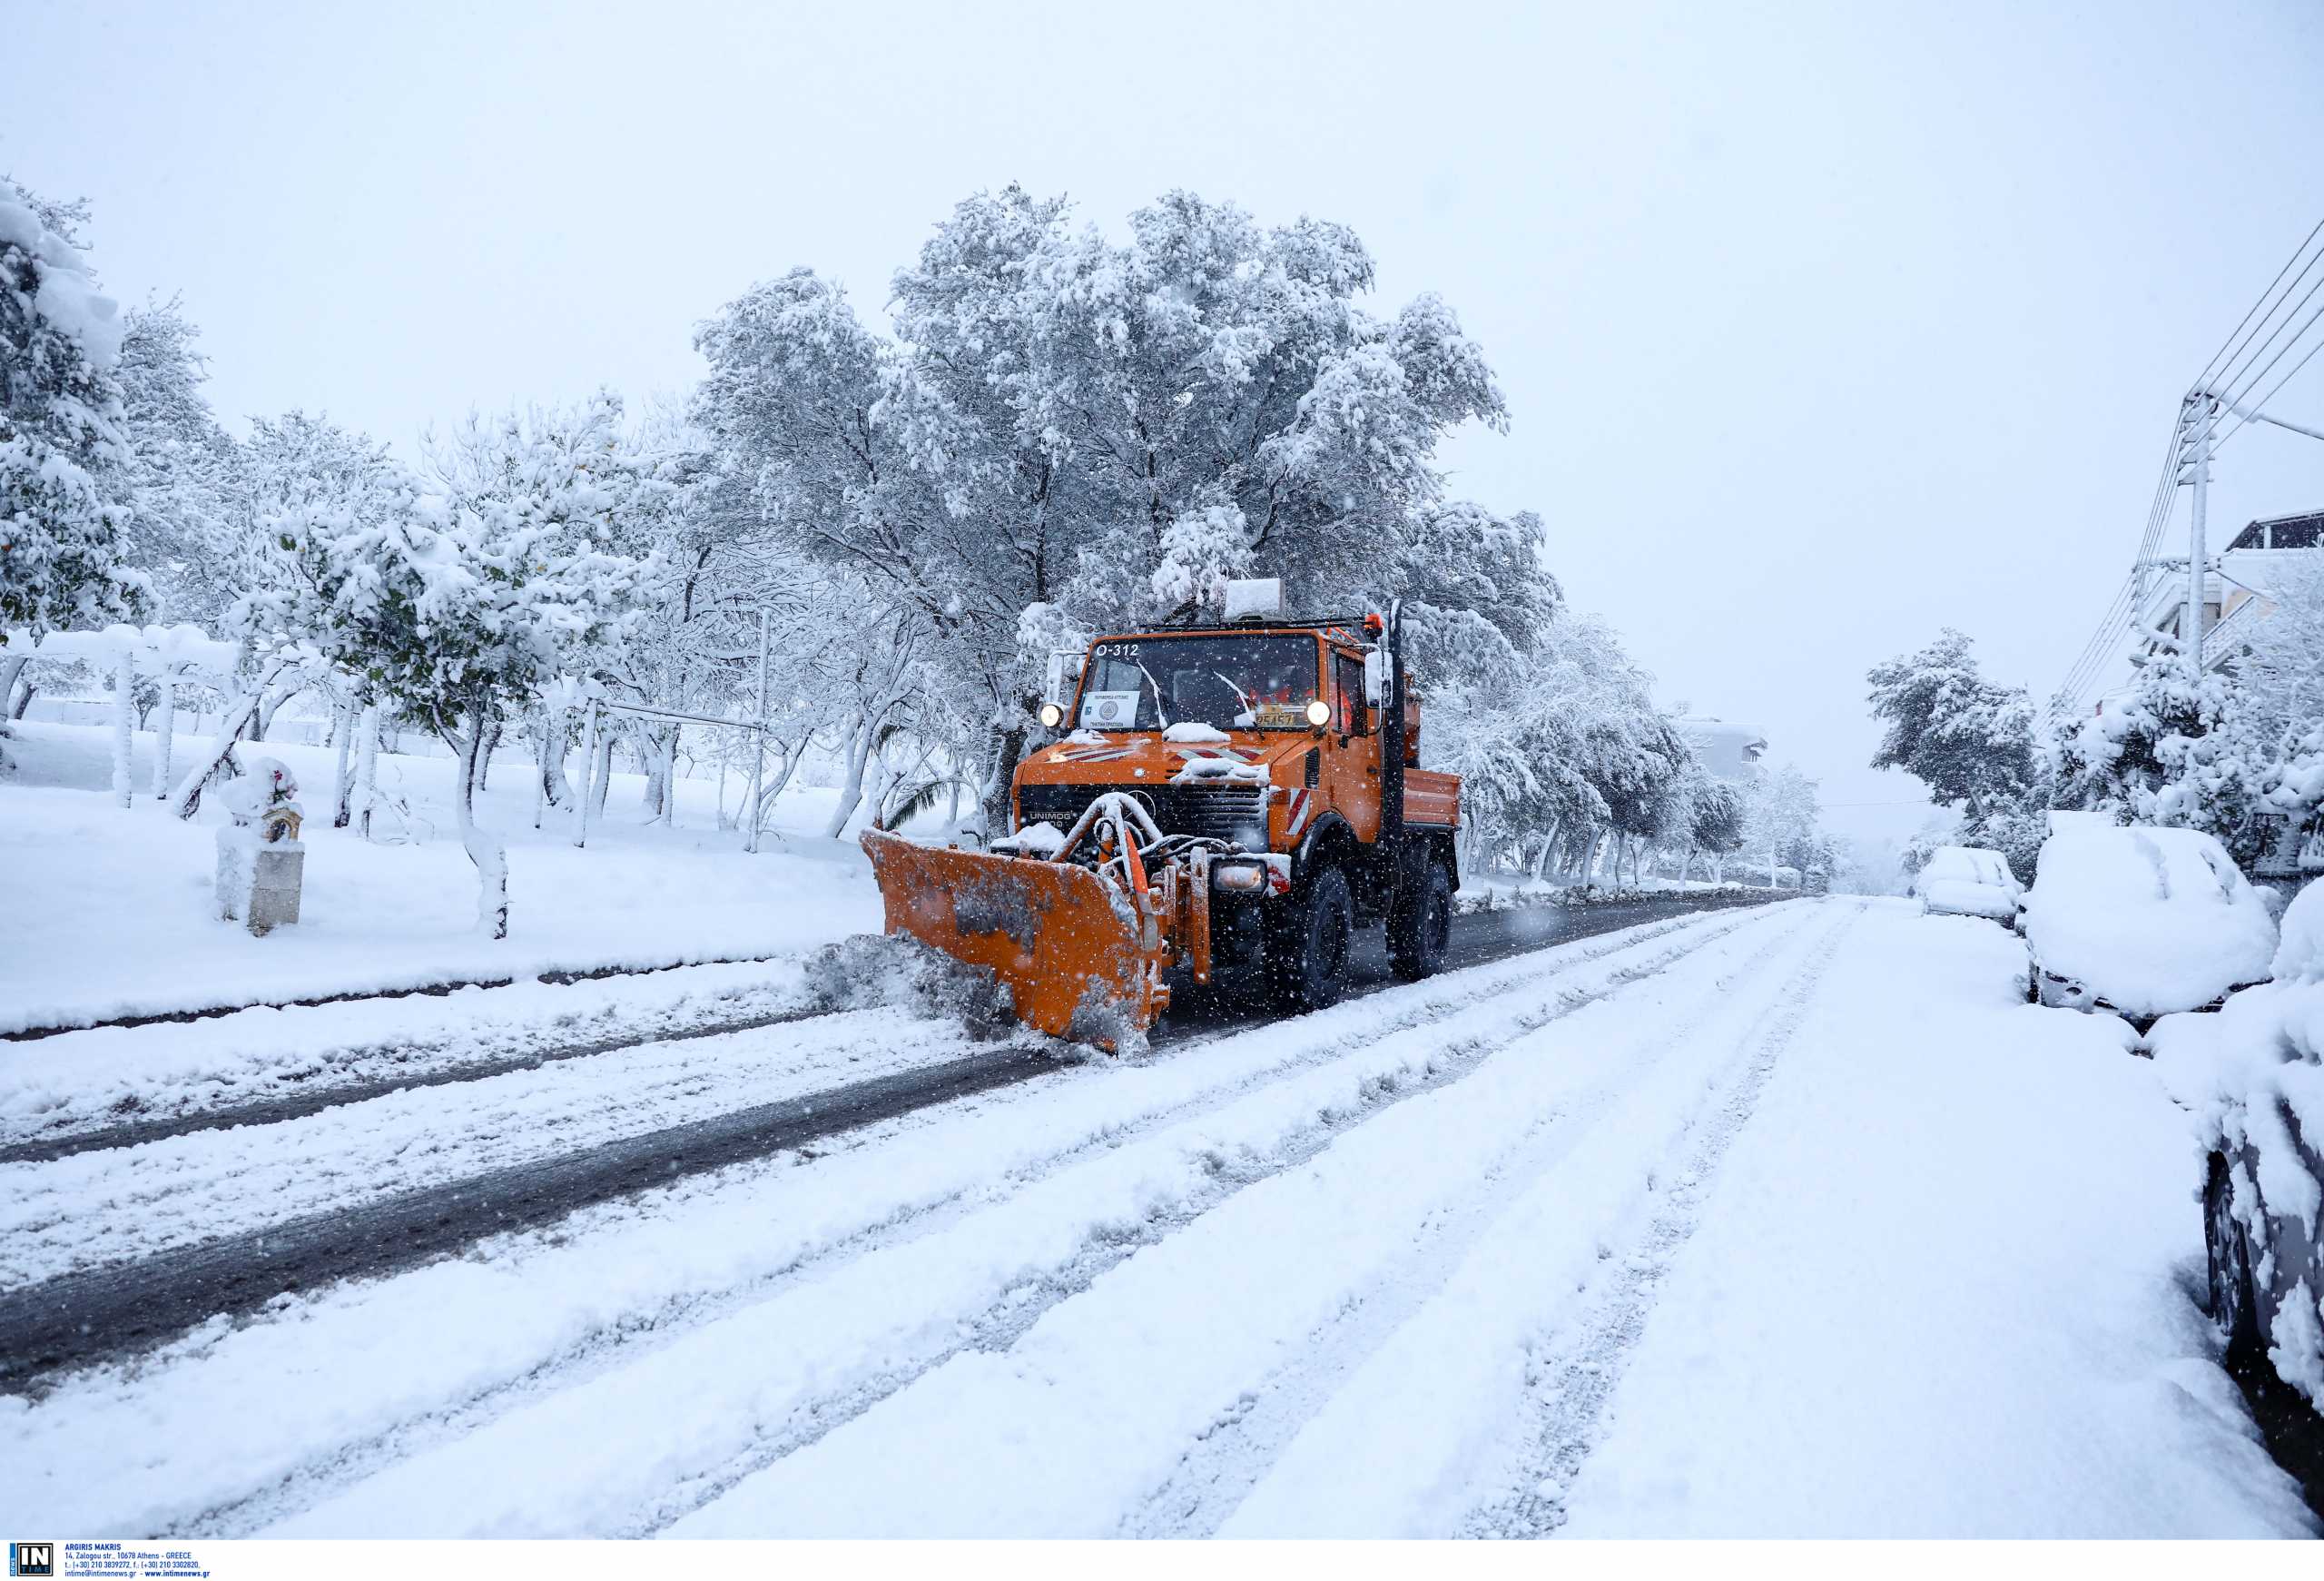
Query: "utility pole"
2184 390 2215 669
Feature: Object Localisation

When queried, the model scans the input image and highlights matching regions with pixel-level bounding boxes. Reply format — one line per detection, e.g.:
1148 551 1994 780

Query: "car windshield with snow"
2020 825 2279 1022
1077 635 1322 733
1912 845 2021 923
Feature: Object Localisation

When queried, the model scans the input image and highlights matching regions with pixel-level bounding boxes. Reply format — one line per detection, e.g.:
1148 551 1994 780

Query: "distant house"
2129 506 2322 674
1677 718 1768 783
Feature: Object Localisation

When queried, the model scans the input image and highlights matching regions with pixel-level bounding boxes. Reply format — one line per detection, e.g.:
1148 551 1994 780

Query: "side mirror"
1042 650 1084 710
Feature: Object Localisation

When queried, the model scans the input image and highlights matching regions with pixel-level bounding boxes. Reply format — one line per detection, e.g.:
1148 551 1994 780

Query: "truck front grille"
1019 783 1271 848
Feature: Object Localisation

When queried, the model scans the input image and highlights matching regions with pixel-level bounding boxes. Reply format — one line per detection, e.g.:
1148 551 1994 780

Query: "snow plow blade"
860 830 1169 1047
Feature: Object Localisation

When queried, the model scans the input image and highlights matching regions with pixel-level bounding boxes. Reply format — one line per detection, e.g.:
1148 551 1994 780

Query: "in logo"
8 1544 53 1578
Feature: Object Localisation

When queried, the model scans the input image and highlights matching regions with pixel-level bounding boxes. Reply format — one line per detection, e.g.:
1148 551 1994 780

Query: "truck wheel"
1270 865 1354 1012
1388 861 1452 982
2204 1151 2262 1369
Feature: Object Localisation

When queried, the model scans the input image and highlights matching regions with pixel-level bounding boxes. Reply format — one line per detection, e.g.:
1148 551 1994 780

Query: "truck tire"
1388 860 1452 982
1269 865 1354 1012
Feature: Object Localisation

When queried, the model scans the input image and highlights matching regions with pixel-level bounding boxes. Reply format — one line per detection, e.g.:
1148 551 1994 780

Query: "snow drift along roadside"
1551 904 2311 1537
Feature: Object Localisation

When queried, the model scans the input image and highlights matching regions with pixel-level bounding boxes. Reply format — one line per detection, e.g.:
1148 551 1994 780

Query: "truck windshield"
1078 635 1320 731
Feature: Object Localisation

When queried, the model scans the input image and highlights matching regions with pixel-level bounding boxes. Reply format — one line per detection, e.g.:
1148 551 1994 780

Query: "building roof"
2227 508 2324 551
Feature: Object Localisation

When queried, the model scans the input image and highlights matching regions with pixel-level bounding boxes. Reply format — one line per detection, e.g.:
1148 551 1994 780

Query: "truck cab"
1012 609 1462 1007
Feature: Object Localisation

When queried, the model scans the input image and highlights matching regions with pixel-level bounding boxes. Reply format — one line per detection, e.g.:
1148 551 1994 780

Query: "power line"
2196 214 2324 392
2053 214 2324 714
2218 273 2324 411
2215 329 2324 451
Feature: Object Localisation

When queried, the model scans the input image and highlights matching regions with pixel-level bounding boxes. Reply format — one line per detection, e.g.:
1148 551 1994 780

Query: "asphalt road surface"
0 891 1790 1388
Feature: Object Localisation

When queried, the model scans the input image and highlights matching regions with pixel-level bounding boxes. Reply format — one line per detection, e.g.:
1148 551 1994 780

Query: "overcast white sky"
10 0 2324 842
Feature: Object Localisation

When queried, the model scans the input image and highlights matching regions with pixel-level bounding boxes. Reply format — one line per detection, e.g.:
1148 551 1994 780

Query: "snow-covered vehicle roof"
1914 845 2019 922
2022 825 2278 1019
1921 845 2015 888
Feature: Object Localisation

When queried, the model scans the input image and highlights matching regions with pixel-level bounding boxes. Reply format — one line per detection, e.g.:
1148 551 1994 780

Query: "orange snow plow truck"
861 585 1461 1047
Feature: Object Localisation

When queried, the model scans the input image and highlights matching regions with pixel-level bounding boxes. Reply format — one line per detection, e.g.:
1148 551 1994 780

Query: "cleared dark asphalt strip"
0 1003 842 1168
0 1044 1060 1389
0 892 1791 1389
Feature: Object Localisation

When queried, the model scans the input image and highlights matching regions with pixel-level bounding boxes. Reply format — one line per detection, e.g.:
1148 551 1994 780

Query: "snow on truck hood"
1028 731 1313 779
2021 825 2277 1016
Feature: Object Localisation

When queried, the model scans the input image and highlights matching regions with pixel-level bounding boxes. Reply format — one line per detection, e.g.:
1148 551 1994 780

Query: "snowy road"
2 898 2311 1537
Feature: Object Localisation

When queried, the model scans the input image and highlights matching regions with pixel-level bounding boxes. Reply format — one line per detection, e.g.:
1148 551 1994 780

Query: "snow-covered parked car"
1909 845 2021 924
2152 882 2324 1430
2019 824 2276 1023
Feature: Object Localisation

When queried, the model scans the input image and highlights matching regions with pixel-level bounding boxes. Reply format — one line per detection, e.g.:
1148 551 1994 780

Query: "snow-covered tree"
1738 762 1830 883
254 448 655 935
1 181 146 724
2106 559 2324 874
695 187 1520 831
111 297 238 625
1866 629 2037 820
1687 775 1748 874
2053 638 2229 821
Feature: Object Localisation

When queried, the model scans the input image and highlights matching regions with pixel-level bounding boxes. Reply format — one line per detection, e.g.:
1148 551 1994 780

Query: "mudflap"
859 830 1167 1048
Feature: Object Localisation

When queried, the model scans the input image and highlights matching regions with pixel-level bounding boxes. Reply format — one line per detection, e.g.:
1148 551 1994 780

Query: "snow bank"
0 723 881 1033
0 959 815 1151
1553 904 2310 1537
2021 825 2277 1016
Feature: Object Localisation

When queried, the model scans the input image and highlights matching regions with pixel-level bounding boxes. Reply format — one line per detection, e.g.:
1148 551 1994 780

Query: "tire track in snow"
656 906 1839 1538
1457 902 1866 1540
1131 904 1853 1538
184 908 1797 1539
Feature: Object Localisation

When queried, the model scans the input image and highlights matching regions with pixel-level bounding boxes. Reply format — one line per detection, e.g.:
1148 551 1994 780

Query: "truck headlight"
1039 702 1063 727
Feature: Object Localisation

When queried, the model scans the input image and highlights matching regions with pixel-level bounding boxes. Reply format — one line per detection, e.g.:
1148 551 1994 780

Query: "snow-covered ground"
0 719 888 1033
2 895 2306 1537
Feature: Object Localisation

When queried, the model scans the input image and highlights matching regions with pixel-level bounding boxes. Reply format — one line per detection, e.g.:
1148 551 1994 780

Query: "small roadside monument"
215 757 306 935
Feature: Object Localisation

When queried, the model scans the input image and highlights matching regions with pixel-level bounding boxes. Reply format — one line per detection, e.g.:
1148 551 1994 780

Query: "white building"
1676 718 1768 784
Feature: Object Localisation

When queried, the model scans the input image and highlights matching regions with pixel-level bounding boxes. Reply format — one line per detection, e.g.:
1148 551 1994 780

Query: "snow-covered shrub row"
1452 879 1790 916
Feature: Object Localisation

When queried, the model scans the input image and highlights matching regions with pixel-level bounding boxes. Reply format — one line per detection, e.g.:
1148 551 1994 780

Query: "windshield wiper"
1136 661 1173 729
1213 670 1256 724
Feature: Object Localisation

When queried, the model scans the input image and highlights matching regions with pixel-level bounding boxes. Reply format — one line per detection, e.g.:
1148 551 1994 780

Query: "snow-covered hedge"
1453 879 1790 916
